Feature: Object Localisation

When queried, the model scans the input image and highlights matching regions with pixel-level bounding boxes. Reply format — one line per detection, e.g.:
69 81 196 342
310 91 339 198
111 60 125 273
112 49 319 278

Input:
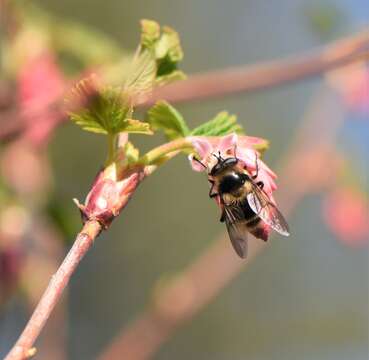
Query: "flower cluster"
188 133 280 241
188 133 277 201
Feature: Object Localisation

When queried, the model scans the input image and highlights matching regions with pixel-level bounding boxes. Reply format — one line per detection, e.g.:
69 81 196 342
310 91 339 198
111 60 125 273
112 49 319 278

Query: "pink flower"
188 133 279 241
323 187 369 247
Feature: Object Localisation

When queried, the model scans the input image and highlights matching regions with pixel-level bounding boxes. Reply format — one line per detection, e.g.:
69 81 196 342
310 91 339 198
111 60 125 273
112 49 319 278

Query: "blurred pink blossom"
327 63 369 115
323 187 369 247
18 52 65 111
17 52 66 144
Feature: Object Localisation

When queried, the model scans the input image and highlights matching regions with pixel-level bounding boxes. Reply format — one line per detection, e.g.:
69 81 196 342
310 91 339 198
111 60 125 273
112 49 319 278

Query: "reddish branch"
148 29 369 104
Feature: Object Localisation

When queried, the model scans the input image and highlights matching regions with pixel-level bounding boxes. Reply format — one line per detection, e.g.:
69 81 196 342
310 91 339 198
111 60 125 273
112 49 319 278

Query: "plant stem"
5 220 102 360
106 134 118 165
139 137 193 166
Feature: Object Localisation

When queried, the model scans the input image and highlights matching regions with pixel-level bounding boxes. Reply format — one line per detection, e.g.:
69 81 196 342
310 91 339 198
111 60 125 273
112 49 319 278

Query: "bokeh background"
0 1 368 359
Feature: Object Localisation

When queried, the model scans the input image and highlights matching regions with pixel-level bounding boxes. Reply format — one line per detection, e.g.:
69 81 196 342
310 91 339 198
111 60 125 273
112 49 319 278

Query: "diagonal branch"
147 29 369 104
5 220 102 360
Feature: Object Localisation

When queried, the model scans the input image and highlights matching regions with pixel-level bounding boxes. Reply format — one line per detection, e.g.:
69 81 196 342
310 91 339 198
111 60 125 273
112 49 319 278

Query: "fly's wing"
246 184 290 236
223 204 248 258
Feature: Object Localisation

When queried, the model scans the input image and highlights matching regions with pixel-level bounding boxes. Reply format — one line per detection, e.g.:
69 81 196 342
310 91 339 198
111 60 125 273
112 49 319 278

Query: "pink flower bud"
74 164 144 229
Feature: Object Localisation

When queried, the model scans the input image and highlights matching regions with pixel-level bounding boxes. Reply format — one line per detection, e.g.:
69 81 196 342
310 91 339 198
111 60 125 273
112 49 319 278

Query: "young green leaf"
124 119 153 134
147 101 190 140
141 20 161 48
190 111 244 137
137 19 186 88
122 141 140 165
124 48 157 100
123 21 185 101
155 26 183 62
155 70 186 87
68 78 152 135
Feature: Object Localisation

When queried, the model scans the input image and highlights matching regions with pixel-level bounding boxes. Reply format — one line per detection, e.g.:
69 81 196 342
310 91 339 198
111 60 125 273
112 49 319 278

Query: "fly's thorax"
210 166 252 200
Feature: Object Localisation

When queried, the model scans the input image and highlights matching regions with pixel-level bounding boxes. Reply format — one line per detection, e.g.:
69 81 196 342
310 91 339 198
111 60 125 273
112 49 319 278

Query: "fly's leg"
252 152 259 180
209 180 219 198
251 154 264 189
220 209 226 223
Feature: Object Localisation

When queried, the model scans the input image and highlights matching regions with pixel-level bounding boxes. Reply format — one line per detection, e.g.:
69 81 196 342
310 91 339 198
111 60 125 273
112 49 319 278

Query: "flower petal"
218 133 238 153
188 136 213 160
188 154 207 172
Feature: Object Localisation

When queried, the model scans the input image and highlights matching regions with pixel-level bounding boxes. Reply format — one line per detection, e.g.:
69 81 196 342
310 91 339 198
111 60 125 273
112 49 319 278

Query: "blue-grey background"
1 0 368 359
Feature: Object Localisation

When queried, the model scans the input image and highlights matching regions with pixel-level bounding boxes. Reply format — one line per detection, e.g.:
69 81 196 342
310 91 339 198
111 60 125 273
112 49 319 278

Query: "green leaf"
155 26 183 62
124 119 153 134
147 101 190 140
124 48 157 99
136 19 185 88
190 112 244 137
122 141 140 165
155 70 186 86
141 19 160 48
68 78 152 135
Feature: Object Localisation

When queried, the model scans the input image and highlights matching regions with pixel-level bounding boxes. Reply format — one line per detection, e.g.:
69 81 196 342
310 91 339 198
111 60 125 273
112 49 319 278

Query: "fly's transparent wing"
246 186 290 236
223 205 248 258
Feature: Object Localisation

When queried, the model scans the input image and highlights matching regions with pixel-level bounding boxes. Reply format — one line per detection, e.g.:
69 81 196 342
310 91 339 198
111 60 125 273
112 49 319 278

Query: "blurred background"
0 0 368 359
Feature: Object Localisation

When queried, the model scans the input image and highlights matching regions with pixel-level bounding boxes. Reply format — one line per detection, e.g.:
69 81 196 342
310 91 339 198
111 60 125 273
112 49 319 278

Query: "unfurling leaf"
147 101 190 140
122 141 140 165
68 77 152 135
155 26 183 62
124 119 153 134
123 20 185 102
124 49 157 100
155 70 186 87
190 112 244 137
141 20 161 48
134 19 186 90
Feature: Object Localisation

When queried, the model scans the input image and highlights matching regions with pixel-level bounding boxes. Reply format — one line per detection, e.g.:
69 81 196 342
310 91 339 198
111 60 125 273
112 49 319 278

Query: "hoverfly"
195 152 289 258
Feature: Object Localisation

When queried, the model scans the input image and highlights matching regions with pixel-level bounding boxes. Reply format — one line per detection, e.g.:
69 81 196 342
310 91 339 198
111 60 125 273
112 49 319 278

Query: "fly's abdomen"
240 198 268 241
